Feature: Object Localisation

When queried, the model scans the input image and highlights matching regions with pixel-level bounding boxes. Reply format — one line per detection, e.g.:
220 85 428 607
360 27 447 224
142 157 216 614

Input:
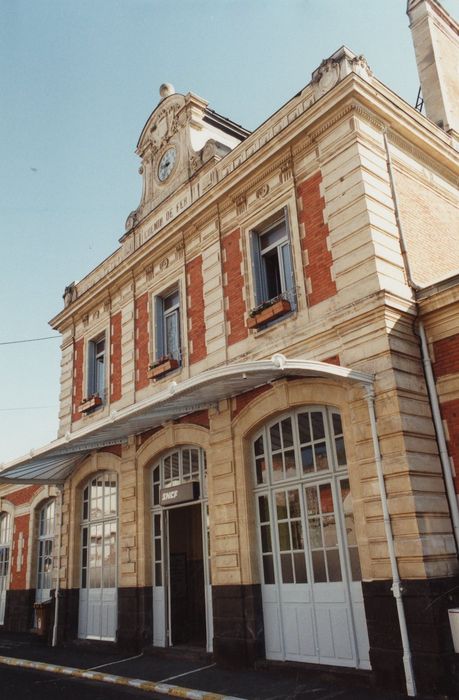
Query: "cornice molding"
387 131 459 188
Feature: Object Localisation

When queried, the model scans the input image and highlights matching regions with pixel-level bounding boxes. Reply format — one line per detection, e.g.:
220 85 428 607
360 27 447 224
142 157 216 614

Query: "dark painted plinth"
363 576 459 697
212 584 264 668
118 586 152 651
53 588 79 644
3 589 35 632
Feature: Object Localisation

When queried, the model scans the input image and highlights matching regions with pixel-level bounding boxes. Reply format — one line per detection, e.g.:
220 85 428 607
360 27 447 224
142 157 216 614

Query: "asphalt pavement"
0 630 418 700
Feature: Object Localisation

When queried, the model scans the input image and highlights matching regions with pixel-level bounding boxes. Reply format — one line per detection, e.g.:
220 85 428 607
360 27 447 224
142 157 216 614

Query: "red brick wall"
222 228 248 345
177 410 210 429
98 444 122 457
322 354 340 365
440 399 459 493
298 172 336 306
433 333 459 378
10 514 29 589
233 385 271 419
110 311 122 402
72 337 84 422
3 485 40 506
135 293 149 391
186 256 207 364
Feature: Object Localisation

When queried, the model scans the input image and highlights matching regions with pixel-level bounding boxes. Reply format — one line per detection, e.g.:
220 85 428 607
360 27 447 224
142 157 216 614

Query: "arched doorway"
253 406 370 668
0 512 12 625
150 446 212 651
78 472 117 640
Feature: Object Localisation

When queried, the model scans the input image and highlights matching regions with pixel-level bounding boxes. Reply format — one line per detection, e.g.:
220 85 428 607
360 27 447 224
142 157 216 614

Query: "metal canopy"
0 355 373 484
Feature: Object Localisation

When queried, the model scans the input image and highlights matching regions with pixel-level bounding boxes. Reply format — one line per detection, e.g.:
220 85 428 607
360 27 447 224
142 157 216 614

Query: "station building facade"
1 1 459 696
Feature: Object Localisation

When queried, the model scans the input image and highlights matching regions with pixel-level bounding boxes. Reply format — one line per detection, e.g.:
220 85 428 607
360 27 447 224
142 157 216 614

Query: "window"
88 334 106 399
250 208 295 310
0 512 12 625
154 289 181 363
36 500 56 601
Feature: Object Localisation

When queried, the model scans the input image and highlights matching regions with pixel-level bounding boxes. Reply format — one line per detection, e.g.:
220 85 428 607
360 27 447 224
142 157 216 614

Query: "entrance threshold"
144 644 213 664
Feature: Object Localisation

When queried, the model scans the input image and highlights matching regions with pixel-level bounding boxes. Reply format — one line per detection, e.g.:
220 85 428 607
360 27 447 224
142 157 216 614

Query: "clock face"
158 146 177 182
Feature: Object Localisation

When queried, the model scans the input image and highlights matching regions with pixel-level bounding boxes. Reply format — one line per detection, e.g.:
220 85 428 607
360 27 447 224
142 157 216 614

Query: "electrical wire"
0 335 60 346
0 406 57 411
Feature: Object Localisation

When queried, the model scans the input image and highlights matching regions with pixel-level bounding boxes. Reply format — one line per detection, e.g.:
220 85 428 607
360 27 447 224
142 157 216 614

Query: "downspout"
52 483 64 647
364 385 417 697
383 128 459 553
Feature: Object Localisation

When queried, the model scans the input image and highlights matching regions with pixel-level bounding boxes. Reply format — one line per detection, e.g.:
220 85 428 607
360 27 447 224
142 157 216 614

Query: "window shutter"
250 230 263 305
282 206 296 309
154 296 164 360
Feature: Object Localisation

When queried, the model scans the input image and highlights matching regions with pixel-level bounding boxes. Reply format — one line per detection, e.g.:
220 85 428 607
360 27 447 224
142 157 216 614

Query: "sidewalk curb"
0 654 246 700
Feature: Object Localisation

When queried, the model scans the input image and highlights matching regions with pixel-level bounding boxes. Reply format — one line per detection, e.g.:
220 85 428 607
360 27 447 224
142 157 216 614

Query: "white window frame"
36 500 56 602
87 333 106 401
0 512 12 625
250 207 296 310
154 287 181 364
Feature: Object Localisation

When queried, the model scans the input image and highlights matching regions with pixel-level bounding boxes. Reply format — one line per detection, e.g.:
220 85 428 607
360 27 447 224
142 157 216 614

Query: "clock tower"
125 83 249 233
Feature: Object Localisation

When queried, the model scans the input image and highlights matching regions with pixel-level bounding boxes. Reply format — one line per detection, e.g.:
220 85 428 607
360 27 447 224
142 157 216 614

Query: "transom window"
151 446 206 507
254 408 345 486
253 407 361 586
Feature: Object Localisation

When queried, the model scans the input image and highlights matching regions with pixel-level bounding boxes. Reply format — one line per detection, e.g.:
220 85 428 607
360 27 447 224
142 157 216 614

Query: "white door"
152 509 167 647
79 473 117 641
254 407 370 669
0 513 11 625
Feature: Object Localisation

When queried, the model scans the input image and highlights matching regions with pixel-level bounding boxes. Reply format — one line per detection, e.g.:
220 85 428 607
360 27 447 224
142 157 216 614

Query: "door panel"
261 585 283 659
79 473 118 641
153 510 166 647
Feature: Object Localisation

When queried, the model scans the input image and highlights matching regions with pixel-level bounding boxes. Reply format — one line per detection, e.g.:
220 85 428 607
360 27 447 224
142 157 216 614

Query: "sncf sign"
160 481 200 506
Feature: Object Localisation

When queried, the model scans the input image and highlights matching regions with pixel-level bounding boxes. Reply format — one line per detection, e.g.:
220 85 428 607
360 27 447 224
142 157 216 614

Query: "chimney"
407 0 459 139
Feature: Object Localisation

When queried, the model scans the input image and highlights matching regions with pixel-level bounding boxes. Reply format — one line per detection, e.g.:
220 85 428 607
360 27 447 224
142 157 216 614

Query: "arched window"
36 500 56 602
0 512 12 625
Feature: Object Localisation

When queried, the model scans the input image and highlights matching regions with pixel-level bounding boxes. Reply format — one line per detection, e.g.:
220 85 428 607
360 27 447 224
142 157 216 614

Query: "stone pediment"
128 84 249 230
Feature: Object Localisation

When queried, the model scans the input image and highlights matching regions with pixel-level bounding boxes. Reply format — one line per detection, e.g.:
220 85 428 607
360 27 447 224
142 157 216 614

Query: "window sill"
247 298 292 330
148 358 180 381
78 395 103 414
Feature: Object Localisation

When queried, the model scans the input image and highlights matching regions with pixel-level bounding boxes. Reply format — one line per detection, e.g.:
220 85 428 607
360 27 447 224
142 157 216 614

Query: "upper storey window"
155 289 181 364
249 208 296 327
88 334 106 400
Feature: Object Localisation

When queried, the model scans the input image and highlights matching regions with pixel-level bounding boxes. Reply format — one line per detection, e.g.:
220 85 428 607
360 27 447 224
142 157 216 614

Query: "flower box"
78 395 102 413
147 358 179 380
247 298 291 329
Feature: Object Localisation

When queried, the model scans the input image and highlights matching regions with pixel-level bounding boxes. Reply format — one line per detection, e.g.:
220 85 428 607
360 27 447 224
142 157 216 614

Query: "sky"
1 0 458 465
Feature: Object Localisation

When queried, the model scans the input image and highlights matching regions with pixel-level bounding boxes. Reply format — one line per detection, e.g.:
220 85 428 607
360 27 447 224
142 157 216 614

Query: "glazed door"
254 408 370 669
79 521 117 640
0 513 11 626
79 473 118 641
152 509 167 647
0 544 9 625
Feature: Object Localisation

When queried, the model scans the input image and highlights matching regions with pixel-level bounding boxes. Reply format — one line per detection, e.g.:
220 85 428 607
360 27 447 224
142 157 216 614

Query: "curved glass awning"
0 355 373 484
